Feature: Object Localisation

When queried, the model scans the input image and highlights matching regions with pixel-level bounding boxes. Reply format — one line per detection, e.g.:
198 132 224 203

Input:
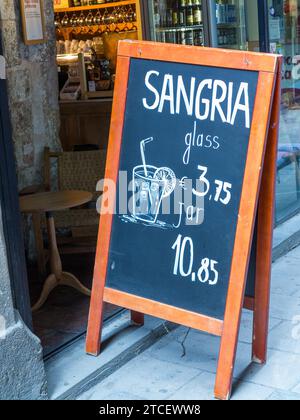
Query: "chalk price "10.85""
172 234 219 286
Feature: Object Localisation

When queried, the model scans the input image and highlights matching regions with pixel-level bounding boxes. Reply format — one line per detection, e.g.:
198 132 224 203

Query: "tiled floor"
28 253 119 357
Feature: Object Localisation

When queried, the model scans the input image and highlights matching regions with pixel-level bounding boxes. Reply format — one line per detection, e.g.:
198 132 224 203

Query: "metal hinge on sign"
0 55 6 80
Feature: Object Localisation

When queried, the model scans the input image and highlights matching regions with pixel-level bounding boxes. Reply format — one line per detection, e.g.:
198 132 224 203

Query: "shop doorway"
0 33 32 331
0 1 144 358
24 0 145 358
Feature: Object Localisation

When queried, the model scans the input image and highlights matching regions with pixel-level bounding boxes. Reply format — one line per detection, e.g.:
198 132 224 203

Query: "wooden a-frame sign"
86 41 282 400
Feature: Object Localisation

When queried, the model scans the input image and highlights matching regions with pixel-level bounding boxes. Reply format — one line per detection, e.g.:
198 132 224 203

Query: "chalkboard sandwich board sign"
86 41 282 400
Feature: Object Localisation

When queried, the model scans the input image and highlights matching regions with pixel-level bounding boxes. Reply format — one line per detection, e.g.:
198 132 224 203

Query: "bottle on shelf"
186 0 194 26
153 0 161 27
218 29 224 45
185 29 194 45
216 0 236 25
179 0 187 26
86 63 96 93
216 0 226 25
166 0 174 27
227 2 237 24
192 0 202 26
194 28 203 46
172 0 180 27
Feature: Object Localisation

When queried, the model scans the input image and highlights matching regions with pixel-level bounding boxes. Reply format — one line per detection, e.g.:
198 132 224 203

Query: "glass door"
214 0 248 50
146 0 207 46
267 0 300 223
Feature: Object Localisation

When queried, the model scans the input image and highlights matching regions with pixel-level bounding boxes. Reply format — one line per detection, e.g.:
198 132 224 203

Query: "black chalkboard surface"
105 58 259 320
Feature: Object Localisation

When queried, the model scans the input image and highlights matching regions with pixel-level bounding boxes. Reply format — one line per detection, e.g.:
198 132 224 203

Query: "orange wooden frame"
86 41 281 400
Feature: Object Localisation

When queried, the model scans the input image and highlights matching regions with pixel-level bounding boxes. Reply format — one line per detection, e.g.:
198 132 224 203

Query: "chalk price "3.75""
193 165 232 206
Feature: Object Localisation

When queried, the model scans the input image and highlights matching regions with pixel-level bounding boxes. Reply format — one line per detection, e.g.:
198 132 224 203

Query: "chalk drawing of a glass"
132 138 176 224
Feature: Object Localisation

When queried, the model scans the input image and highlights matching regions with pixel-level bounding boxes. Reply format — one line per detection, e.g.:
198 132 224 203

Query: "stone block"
7 66 31 103
0 314 47 400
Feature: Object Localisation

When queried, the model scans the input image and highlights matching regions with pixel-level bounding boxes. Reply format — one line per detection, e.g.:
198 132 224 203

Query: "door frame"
0 33 32 329
257 0 270 53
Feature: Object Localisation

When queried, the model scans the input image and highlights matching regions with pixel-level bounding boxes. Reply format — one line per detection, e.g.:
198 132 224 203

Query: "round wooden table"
20 191 93 312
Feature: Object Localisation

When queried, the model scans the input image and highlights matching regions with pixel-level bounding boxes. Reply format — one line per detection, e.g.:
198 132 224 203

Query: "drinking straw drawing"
140 137 154 177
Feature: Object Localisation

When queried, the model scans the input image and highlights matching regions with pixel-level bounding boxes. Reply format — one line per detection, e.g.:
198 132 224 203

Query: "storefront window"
215 0 248 50
268 0 300 223
148 0 205 46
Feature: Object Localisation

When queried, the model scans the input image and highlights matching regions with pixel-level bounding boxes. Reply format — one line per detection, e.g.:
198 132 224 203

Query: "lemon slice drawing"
154 167 177 198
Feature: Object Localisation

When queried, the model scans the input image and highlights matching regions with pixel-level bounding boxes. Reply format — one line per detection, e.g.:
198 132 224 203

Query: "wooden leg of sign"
86 56 131 356
252 153 274 364
214 288 245 400
252 62 281 364
86 263 105 356
131 311 145 326
86 227 107 355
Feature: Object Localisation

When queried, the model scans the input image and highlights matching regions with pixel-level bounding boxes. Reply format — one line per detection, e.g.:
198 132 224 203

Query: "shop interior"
21 0 143 358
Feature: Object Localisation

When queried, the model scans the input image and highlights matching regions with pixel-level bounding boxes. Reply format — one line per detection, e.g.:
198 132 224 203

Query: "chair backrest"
44 148 107 199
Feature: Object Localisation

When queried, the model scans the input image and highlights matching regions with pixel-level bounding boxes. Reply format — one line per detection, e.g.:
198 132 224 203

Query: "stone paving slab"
238 311 282 345
270 266 300 297
79 354 202 401
267 390 300 400
147 327 254 380
78 390 143 401
168 372 275 401
268 320 300 354
234 349 300 391
269 294 300 321
292 381 300 394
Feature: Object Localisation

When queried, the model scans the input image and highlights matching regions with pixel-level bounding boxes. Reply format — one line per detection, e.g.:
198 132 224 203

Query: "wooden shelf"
156 25 203 33
54 0 137 13
217 23 239 28
56 24 138 40
86 90 114 99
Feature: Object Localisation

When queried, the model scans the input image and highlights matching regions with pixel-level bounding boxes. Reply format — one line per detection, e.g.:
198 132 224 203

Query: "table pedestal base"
32 212 91 312
32 272 91 312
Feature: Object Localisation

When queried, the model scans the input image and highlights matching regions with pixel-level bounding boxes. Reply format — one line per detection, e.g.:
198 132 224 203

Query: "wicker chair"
25 147 107 276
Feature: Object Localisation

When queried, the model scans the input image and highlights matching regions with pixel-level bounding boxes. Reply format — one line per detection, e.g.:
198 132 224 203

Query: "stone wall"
0 0 61 190
0 207 47 400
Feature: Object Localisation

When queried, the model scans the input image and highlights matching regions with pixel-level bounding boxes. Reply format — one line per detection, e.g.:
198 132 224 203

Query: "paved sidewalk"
78 246 300 401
